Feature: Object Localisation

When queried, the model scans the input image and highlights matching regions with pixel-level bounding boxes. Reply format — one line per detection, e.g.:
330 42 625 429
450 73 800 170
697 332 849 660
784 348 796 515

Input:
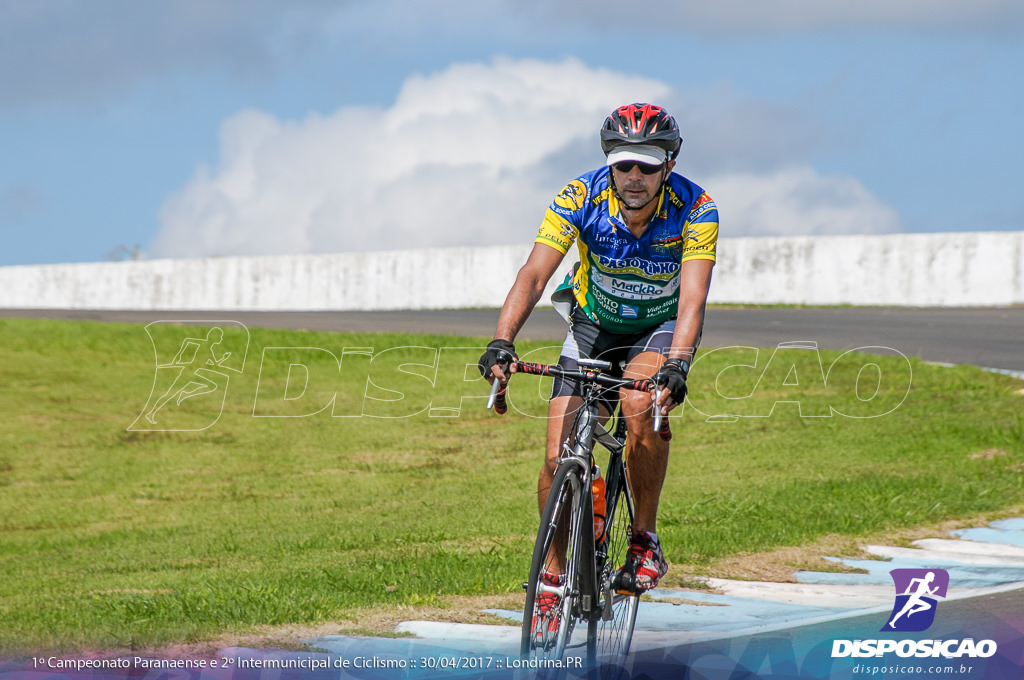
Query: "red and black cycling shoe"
531 571 564 642
613 530 668 594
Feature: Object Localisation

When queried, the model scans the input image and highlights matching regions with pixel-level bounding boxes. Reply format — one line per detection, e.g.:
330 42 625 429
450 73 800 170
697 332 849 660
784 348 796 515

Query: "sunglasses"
612 161 665 175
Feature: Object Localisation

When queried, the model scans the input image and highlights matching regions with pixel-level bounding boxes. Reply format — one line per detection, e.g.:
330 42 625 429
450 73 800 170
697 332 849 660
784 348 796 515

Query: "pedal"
522 581 529 591
612 570 638 596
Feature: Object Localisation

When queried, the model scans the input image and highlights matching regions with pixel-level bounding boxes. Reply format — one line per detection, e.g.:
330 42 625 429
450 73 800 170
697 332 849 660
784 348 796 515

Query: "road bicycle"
487 353 670 670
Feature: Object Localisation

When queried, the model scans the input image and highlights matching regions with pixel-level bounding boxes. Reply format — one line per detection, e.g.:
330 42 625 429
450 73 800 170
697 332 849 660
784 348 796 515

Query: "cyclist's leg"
542 310 590 518
614 320 681 592
620 349 669 534
620 320 678 531
540 310 615 572
543 389 613 513
540 395 582 509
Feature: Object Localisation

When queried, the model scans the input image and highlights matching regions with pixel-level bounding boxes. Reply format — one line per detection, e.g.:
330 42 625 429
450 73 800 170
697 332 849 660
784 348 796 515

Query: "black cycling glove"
478 339 517 378
655 358 689 404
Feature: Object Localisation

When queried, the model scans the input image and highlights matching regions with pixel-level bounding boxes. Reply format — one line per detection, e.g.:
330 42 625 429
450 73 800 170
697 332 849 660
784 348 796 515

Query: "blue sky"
1 1 1022 266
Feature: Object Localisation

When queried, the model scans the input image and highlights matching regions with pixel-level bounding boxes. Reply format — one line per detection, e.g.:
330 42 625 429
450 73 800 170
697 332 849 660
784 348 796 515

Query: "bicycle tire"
588 455 639 665
521 459 591 662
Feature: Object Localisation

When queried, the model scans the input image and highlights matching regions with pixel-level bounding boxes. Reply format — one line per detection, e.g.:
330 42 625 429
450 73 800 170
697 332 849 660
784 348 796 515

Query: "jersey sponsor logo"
651 232 684 259
612 279 660 296
620 304 639 319
590 228 629 247
595 254 680 279
591 186 613 205
590 287 620 314
682 241 716 258
693 192 713 208
590 268 678 301
538 233 571 250
648 297 678 316
688 192 717 221
665 186 686 210
688 203 716 221
536 213 577 252
554 180 587 211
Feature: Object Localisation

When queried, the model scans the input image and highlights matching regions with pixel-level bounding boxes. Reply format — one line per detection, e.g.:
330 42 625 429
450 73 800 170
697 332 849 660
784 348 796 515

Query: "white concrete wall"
711 231 1024 307
1 231 1021 310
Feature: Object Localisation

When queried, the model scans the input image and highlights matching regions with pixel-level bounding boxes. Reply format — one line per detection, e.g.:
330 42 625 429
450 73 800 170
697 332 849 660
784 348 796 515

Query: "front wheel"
521 460 590 662
589 459 639 666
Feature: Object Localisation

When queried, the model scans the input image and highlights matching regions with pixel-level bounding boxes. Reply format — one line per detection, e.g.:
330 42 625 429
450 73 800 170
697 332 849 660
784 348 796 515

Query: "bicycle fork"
567 399 601 622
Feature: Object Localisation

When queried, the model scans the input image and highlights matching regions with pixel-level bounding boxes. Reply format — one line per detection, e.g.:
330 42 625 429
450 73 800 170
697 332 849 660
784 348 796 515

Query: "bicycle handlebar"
486 354 670 436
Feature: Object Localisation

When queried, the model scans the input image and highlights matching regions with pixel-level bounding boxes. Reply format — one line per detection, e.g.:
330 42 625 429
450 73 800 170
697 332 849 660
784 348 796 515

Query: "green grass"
1 318 1022 655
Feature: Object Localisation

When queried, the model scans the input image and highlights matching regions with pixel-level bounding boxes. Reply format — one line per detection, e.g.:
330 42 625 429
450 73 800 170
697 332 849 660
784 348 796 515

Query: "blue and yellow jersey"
536 167 719 333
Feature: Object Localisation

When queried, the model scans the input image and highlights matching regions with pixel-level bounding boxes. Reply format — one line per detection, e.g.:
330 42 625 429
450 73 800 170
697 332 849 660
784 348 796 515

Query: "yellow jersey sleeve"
681 192 719 262
535 178 588 254
535 209 578 255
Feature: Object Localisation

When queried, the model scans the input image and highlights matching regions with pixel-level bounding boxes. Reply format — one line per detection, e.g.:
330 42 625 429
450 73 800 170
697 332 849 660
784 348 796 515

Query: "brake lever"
487 377 501 410
652 388 663 432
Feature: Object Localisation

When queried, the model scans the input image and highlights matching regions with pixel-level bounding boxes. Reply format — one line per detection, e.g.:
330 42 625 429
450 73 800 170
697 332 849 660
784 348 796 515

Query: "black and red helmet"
600 103 682 160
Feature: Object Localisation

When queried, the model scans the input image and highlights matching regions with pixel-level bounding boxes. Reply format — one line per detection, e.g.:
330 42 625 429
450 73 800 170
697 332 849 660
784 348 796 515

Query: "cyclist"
479 103 719 605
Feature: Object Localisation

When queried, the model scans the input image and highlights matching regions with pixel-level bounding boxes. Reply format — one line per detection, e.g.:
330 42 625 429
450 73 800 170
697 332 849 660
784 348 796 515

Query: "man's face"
610 160 675 210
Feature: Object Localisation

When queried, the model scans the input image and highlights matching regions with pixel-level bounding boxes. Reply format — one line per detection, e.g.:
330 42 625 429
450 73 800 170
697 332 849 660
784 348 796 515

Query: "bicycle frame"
559 375 604 624
488 355 659 663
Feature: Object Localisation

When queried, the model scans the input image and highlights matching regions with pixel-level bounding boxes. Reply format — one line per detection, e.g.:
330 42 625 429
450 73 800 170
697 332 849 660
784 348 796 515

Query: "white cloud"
707 166 902 236
152 57 669 257
151 57 902 260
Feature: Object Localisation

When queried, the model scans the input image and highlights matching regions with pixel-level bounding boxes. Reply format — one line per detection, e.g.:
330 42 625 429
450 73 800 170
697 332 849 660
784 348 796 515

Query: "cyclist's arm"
491 242 566 369
657 258 714 410
670 259 713 365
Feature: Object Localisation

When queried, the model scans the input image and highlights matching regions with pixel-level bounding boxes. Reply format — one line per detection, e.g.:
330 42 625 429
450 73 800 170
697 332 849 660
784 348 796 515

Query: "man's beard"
617 182 658 211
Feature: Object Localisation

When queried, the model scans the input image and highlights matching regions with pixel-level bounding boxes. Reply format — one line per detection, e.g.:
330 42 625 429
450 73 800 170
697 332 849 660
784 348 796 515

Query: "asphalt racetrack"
3 306 1022 373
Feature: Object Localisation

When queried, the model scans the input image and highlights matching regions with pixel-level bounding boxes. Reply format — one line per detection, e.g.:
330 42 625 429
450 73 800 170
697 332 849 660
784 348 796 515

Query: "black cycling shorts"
550 305 685 414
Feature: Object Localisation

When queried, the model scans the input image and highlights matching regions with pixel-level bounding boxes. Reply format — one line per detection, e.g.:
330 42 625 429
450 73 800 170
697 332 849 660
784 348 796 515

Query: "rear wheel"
589 457 639 666
521 460 590 662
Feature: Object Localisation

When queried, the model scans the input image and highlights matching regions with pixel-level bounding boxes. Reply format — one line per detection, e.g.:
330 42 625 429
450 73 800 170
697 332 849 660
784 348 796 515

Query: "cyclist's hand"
655 359 688 414
478 339 518 385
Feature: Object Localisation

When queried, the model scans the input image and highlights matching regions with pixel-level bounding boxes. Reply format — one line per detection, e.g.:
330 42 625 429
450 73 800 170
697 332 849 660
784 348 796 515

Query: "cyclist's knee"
543 441 561 473
620 390 654 421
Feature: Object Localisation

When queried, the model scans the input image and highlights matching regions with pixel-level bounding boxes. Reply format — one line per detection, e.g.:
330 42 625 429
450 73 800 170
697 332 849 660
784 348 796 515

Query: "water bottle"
592 468 606 542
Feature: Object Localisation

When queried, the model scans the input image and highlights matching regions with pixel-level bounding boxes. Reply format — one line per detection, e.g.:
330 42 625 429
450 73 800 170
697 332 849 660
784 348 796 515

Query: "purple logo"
882 568 949 632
